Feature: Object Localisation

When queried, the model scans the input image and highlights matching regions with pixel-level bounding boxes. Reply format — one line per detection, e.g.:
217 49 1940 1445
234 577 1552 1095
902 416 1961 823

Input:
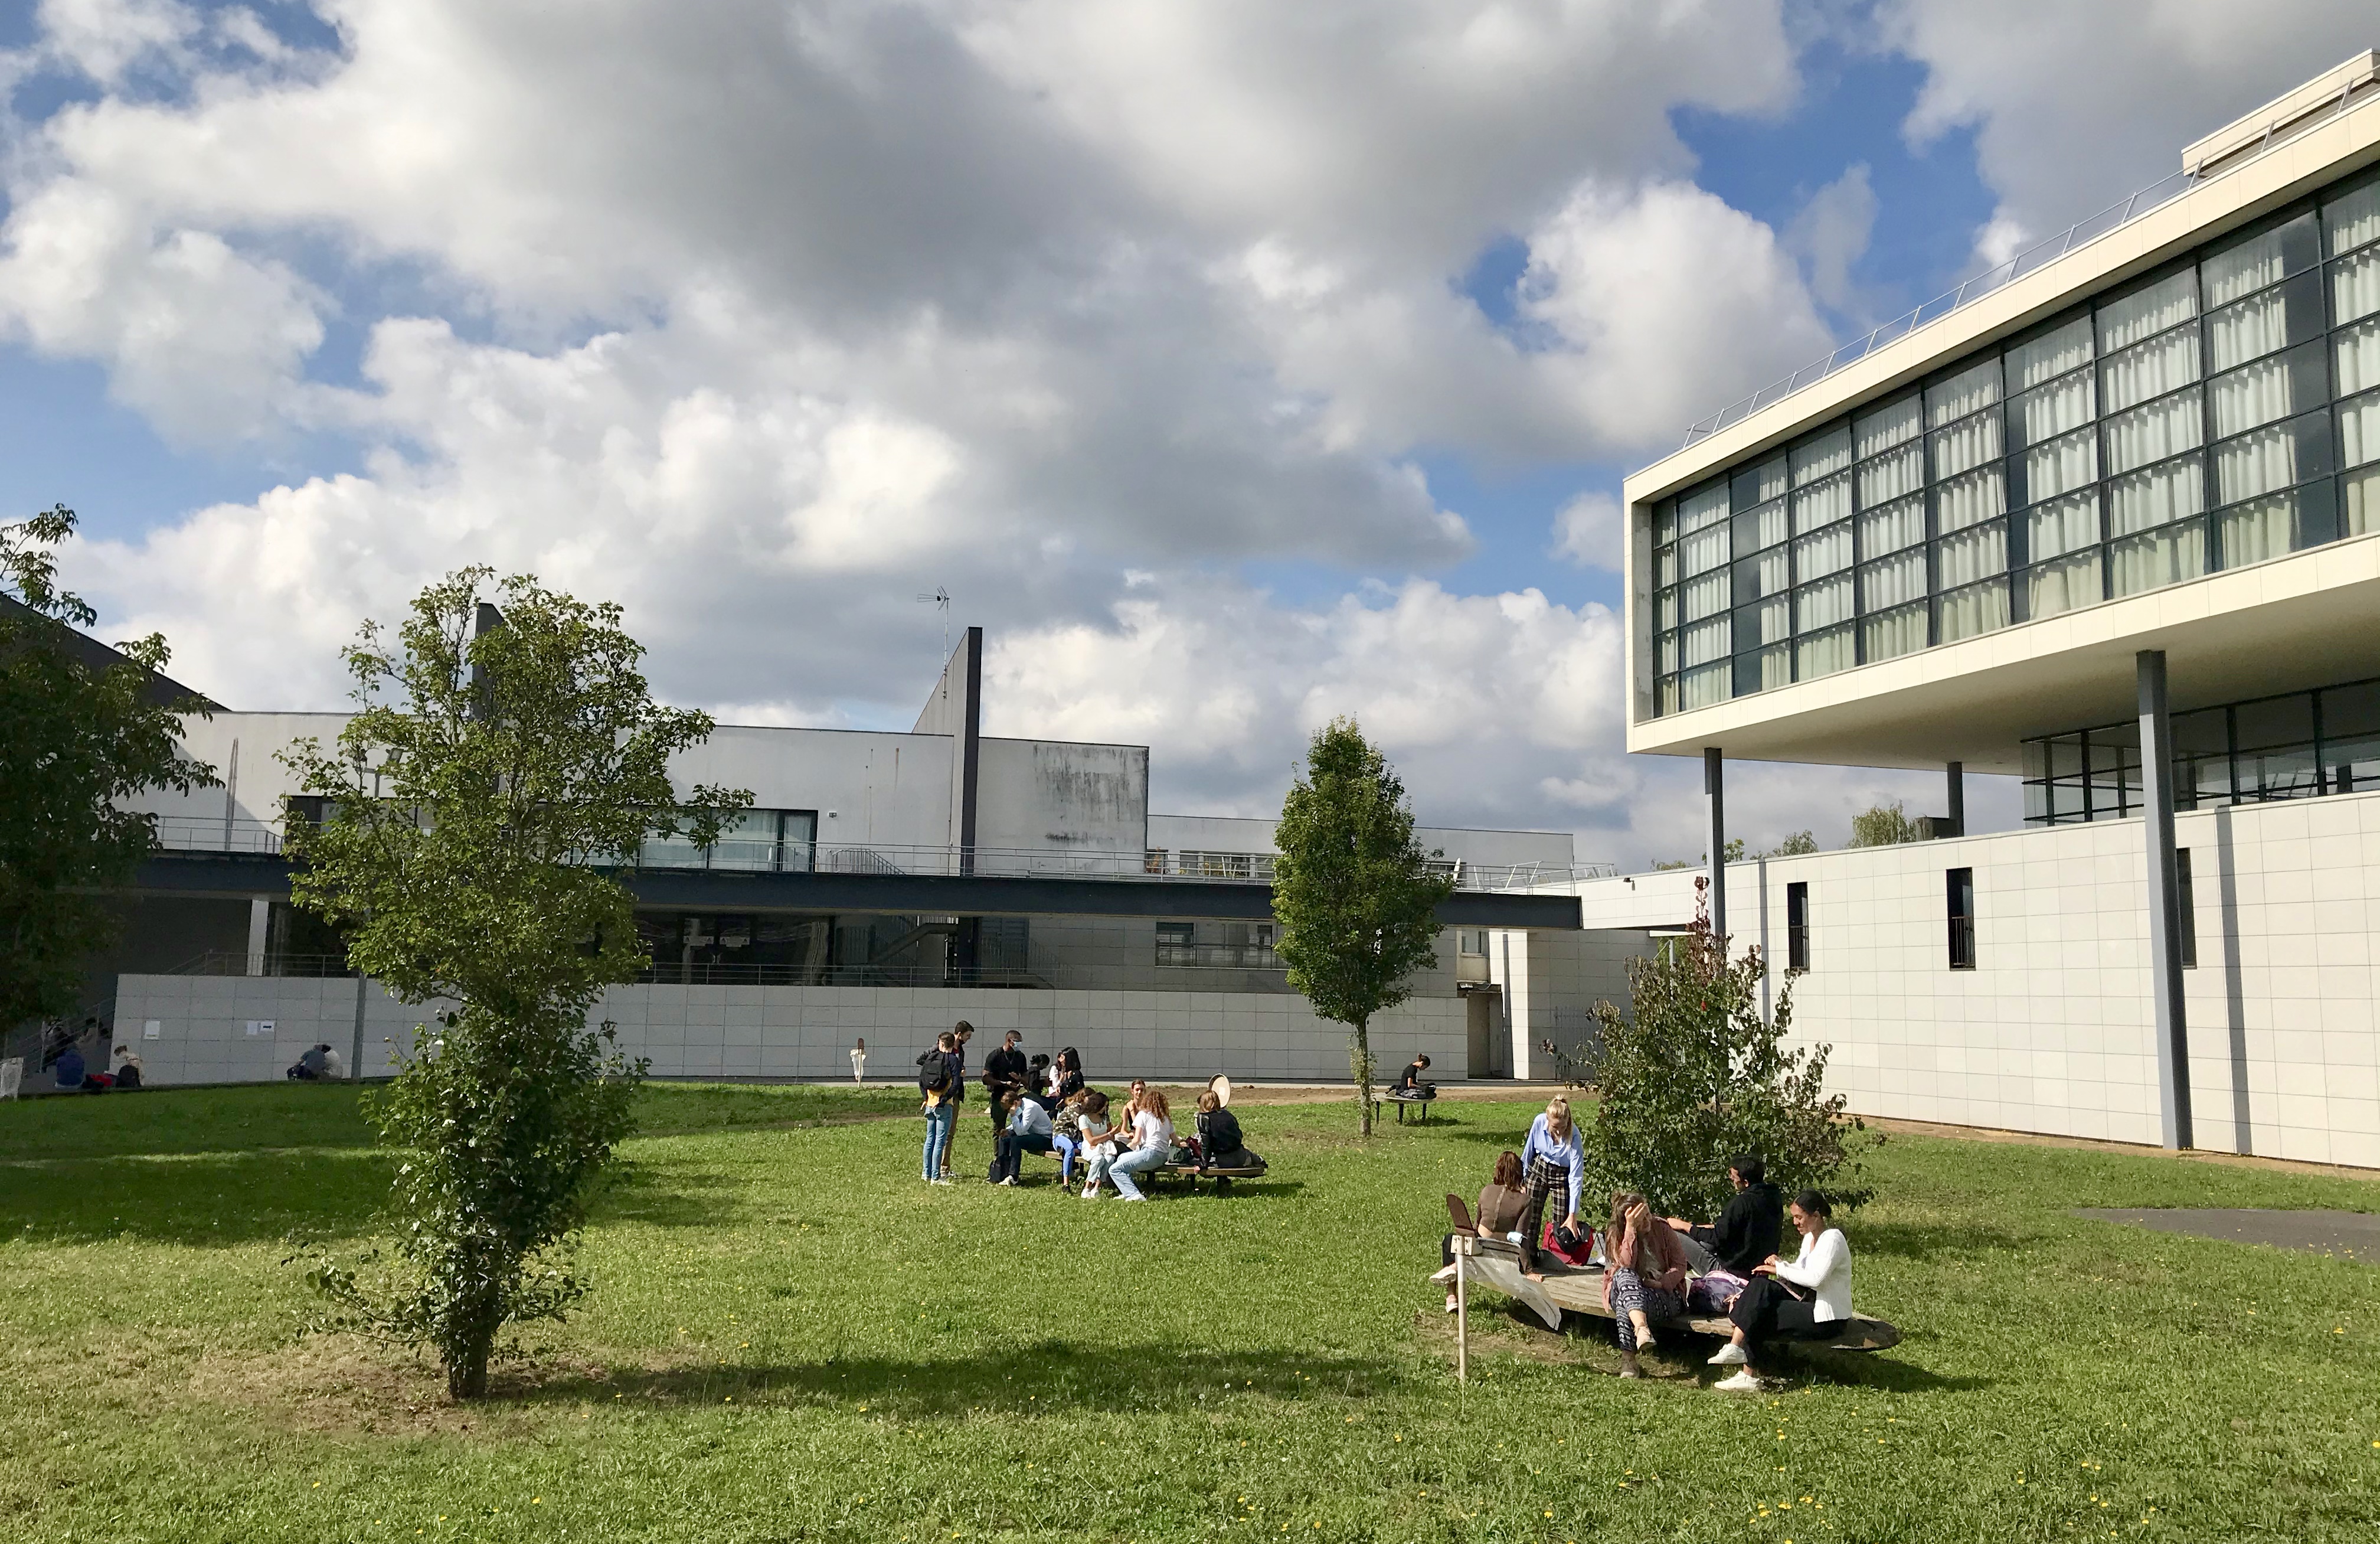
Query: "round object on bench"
1208 1073 1232 1106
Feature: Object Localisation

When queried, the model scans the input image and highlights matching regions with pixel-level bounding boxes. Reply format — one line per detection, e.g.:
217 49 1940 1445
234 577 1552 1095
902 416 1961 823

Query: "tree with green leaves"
1 505 215 1034
1849 800 1918 847
285 569 748 1399
1271 717 1454 1135
1584 880 1875 1220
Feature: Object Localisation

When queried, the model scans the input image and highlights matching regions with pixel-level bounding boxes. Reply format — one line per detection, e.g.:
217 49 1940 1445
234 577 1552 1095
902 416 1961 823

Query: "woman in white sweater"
1709 1189 1852 1390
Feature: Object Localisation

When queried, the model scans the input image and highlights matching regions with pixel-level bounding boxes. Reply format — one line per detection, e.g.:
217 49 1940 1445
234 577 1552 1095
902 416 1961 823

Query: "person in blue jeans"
920 1030 957 1184
1106 1086 1175 1202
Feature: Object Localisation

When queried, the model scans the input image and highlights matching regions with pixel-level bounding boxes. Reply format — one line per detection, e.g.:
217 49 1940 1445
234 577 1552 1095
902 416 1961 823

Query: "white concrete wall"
111 974 1469 1086
1485 928 1659 1079
673 726 956 848
1557 791 2380 1169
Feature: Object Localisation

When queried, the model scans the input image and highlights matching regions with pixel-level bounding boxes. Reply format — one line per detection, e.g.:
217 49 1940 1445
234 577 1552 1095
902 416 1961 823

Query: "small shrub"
1584 880 1877 1220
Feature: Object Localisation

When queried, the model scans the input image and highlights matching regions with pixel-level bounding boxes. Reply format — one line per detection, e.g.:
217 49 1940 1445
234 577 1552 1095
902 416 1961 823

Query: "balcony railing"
1676 76 2380 451
146 815 1616 892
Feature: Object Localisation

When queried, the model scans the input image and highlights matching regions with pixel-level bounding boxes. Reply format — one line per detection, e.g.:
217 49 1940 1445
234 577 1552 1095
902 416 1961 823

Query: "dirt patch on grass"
177 1337 640 1435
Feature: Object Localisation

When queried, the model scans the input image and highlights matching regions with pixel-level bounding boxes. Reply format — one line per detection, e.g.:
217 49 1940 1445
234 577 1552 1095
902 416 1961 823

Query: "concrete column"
246 897 270 978
2138 650 2193 1150
1704 747 1727 942
350 972 370 1079
1946 760 1965 835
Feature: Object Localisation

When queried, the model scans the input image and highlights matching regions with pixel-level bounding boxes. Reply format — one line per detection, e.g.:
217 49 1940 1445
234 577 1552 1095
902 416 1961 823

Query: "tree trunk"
447 1341 490 1400
1351 1020 1374 1137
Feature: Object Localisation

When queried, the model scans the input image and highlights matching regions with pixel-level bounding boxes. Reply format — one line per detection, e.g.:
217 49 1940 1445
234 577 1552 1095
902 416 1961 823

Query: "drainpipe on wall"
2139 650 2194 1150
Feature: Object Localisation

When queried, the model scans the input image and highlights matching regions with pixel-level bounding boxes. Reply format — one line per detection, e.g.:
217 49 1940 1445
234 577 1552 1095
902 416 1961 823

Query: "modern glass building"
1649 168 2380 720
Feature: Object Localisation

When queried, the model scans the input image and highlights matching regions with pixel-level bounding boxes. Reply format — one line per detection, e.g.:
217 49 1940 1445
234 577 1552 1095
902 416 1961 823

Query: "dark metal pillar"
1946 760 1965 835
1704 747 1727 943
2139 651 2193 1150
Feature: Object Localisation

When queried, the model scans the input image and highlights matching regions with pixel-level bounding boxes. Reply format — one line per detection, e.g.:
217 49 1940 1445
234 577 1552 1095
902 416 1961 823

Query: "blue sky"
2 2 2371 863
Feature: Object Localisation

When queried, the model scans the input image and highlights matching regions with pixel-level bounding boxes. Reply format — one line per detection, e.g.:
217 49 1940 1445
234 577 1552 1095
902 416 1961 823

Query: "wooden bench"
1024 1146 1271 1192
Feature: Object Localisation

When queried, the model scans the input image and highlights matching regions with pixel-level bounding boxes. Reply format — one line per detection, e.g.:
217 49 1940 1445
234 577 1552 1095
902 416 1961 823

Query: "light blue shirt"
1519 1113 1584 1217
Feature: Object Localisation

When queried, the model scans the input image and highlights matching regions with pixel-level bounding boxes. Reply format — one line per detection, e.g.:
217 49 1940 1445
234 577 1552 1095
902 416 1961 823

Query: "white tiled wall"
1559 789 2380 1170
111 975 1469 1088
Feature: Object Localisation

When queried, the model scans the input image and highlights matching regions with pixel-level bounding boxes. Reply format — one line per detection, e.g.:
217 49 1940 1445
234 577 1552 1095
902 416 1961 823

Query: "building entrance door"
1465 990 1500 1078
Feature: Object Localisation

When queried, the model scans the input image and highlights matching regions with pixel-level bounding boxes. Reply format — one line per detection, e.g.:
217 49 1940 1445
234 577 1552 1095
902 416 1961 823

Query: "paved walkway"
2075 1208 2379 1264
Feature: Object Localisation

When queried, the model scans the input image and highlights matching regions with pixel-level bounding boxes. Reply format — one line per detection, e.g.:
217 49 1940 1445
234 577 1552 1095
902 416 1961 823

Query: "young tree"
285 569 748 1399
0 505 215 1031
1584 880 1876 1220
1849 800 1918 847
1271 717 1454 1135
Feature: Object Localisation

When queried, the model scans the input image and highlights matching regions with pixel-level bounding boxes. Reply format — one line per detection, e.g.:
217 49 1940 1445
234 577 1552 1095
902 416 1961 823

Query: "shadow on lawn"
1849 1220 2025 1260
506 1337 1401 1415
0 1147 397 1245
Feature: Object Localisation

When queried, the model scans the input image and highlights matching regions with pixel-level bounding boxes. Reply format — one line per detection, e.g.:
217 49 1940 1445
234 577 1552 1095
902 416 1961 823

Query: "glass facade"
1649 166 2380 717
2021 674 2380 824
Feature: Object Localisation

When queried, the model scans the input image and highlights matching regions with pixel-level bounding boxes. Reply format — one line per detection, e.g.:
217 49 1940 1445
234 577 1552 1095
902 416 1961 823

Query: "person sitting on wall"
110 1047 144 1091
287 1043 333 1081
1663 1153 1782 1314
51 1039 88 1093
990 1088 1057 1186
1193 1089 1261 1171
1434 1150 1531 1313
1709 1189 1854 1391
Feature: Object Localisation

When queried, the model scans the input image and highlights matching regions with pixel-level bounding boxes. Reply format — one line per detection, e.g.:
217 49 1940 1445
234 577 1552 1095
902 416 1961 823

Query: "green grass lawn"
3 1083 2377 1543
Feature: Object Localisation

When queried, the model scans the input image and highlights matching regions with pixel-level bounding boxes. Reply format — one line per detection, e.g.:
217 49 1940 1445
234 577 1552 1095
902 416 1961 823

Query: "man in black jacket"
980 1030 1029 1176
1665 1153 1783 1277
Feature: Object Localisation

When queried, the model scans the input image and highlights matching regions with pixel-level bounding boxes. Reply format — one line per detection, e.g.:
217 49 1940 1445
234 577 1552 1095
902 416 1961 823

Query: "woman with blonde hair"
1603 1190 1690 1376
1516 1095 1587 1277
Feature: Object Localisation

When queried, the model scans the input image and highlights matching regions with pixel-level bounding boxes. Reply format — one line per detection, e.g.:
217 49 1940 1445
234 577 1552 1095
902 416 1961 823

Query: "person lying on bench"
1664 1152 1782 1313
990 1089 1057 1186
1437 1150 1529 1313
1604 1192 1689 1378
1709 1189 1853 1391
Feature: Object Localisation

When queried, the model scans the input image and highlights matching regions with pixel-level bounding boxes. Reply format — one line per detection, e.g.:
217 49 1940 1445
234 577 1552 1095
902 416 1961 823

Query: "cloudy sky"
2 1 2372 866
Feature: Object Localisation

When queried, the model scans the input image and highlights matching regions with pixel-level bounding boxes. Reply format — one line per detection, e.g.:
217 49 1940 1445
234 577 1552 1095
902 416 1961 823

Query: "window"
1646 168 2380 720
1786 882 1810 971
1946 868 1976 970
1458 929 1490 957
1155 921 1196 965
2175 849 2198 970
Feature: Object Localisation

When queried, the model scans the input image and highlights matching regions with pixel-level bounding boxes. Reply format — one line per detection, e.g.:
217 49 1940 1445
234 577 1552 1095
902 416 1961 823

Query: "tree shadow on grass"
499 1337 1402 1416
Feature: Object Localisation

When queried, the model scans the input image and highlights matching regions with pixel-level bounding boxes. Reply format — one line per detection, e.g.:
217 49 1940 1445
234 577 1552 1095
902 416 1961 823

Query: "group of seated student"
1440 1141 1855 1390
985 1068 1261 1198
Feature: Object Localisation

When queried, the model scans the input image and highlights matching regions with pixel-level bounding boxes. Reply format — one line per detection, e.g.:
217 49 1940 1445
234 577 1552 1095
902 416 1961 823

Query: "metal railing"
174 951 355 978
1677 78 2379 451
146 815 1616 892
638 962 1054 989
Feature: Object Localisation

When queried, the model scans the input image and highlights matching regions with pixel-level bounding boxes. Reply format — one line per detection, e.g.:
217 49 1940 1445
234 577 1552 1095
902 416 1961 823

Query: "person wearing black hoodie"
1665 1154 1783 1304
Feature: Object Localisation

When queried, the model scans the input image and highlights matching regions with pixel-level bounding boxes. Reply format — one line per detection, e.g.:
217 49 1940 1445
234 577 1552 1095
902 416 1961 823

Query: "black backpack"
918 1052 953 1098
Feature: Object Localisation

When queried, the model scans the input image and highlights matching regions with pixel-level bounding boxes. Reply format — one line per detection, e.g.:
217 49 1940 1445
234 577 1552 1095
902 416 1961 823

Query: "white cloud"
1785 162 1877 316
1550 490 1622 570
1879 1 2379 254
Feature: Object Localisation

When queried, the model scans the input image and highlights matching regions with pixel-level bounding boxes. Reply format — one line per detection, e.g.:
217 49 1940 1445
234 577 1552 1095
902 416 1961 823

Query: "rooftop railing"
1675 77 2380 452
145 815 1616 892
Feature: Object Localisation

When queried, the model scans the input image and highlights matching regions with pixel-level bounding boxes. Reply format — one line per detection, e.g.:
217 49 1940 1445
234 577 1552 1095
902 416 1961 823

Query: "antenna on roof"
917 586 952 693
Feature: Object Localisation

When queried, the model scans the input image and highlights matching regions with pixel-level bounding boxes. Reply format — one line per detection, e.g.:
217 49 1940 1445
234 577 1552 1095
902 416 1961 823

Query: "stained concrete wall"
973 738 1147 857
1148 814 1578 871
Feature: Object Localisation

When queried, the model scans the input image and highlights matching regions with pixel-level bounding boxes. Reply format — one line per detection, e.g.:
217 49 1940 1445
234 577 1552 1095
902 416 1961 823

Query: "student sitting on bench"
1392 1055 1434 1098
1438 1150 1529 1313
1604 1192 1689 1377
1709 1189 1853 1390
1194 1091 1259 1170
990 1088 1057 1186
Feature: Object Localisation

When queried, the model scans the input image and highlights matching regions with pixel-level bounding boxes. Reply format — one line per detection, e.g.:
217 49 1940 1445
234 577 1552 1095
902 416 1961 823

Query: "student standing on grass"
1664 1153 1781 1314
1105 1086 1174 1202
940 1023 974 1179
1710 1189 1853 1391
983 1030 1028 1131
919 1031 958 1185
851 1037 867 1083
1516 1095 1587 1278
1604 1192 1690 1379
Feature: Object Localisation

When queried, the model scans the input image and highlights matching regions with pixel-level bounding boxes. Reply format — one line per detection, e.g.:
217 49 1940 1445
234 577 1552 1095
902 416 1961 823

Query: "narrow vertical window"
2175 848 2198 968
1946 867 1977 969
1786 882 1810 970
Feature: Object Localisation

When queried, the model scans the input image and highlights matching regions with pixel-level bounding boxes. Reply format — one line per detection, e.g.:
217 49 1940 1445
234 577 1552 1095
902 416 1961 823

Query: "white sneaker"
999 1177 1018 1187
1707 1342 1748 1366
1428 1265 1458 1285
1080 1187 1100 1200
1712 1369 1763 1392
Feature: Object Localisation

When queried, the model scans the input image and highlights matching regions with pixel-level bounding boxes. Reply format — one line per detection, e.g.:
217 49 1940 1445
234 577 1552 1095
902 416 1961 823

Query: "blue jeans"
1053 1133 1080 1184
1109 1144 1169 1200
922 1104 956 1179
